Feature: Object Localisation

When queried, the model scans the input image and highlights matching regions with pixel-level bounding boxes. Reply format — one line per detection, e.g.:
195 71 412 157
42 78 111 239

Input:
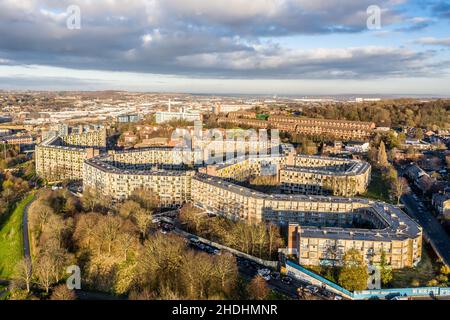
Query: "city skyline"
0 0 450 95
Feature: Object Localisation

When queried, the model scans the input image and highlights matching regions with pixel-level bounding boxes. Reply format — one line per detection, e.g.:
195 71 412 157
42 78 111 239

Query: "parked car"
281 276 292 285
391 295 409 300
262 274 271 281
305 285 319 294
271 272 281 280
257 268 271 276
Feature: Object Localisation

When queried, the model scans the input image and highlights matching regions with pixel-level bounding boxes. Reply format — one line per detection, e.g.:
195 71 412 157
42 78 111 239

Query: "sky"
0 0 449 96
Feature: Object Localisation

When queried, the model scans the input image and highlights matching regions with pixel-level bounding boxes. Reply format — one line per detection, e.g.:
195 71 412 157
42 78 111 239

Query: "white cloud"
418 37 450 46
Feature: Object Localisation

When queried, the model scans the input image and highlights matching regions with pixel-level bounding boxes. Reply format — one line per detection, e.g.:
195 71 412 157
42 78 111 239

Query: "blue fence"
353 287 450 299
286 260 450 299
286 260 353 297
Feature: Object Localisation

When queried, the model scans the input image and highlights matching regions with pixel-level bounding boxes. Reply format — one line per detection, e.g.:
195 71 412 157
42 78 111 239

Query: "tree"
50 284 76 300
15 257 33 293
247 275 269 300
377 141 388 168
118 200 141 219
414 129 424 140
338 249 368 291
379 250 393 285
213 254 238 297
132 206 153 239
129 188 160 211
34 253 54 294
440 265 450 276
392 176 407 205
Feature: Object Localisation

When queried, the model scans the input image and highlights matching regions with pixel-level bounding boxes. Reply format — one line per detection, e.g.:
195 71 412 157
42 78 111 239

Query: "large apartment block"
61 126 107 148
35 127 106 181
83 154 194 207
217 114 375 141
191 174 422 269
280 155 371 197
200 153 371 197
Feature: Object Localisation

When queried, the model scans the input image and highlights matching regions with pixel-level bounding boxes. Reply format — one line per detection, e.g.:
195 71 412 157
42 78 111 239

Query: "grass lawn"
390 243 439 288
363 169 392 203
0 194 34 279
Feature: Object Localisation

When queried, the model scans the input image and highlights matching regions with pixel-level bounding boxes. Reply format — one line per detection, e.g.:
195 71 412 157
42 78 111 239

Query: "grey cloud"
0 0 446 80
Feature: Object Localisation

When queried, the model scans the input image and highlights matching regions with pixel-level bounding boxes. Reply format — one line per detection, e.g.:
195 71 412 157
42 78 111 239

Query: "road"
401 193 450 267
235 259 325 300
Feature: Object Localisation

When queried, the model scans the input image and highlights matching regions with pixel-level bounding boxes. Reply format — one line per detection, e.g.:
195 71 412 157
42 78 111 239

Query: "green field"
0 194 34 279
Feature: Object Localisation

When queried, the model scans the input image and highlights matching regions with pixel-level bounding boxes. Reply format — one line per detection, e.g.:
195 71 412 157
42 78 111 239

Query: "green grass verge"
0 194 34 279
363 169 392 203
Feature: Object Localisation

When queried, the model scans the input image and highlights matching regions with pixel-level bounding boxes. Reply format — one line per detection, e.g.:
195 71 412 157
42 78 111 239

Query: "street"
401 193 450 267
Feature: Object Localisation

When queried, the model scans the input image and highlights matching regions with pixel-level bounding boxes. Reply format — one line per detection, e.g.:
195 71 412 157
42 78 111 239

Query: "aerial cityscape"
0 0 449 310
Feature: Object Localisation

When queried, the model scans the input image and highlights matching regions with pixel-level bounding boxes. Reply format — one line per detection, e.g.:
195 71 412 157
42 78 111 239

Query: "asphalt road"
401 193 450 267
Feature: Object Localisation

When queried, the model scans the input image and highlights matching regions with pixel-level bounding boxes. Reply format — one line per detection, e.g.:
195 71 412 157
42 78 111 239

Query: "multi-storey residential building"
36 128 421 269
280 155 371 196
217 117 268 129
35 136 100 181
35 126 106 181
84 154 194 207
191 174 422 269
155 110 202 124
1 134 34 145
268 116 375 140
201 153 371 197
217 114 375 141
61 126 107 148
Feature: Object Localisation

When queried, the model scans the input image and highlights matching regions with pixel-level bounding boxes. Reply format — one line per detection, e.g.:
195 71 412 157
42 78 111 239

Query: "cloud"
417 37 450 46
0 0 447 82
395 17 435 32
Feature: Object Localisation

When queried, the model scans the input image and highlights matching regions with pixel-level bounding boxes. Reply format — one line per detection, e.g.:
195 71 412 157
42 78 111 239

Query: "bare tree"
15 257 33 293
34 253 54 293
393 176 408 205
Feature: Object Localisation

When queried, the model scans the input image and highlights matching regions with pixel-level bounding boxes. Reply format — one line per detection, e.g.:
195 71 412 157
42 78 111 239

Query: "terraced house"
217 113 375 141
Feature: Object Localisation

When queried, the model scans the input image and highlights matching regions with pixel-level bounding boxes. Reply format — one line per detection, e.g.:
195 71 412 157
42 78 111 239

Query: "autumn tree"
129 188 160 211
377 141 388 168
247 275 269 300
50 284 76 300
338 249 368 291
